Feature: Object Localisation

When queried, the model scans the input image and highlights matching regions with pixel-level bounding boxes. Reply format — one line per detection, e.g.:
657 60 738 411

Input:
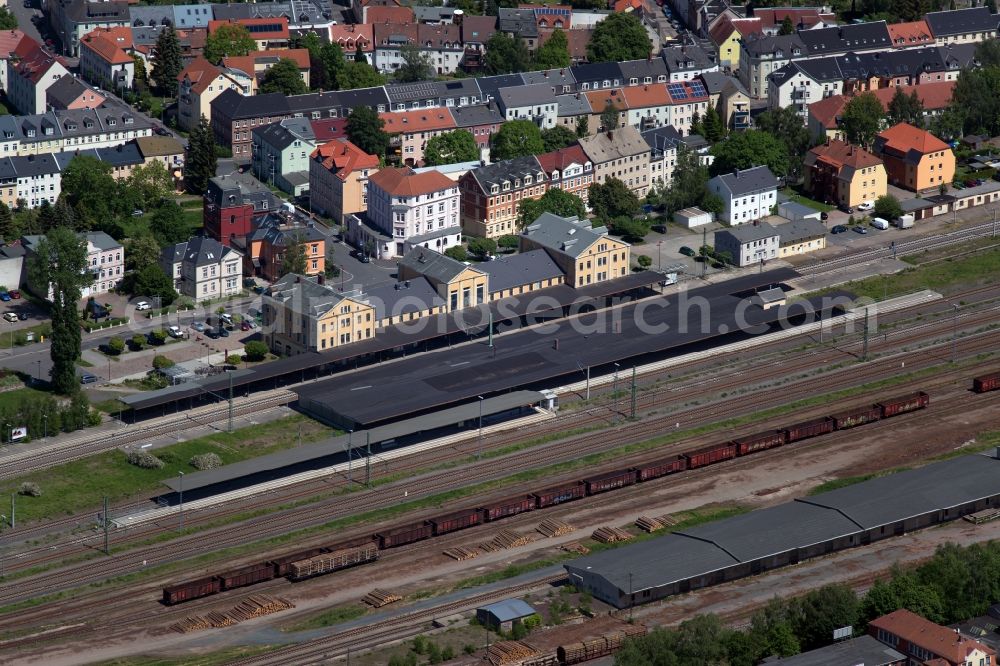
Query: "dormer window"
502 181 510 191
124 116 133 124
514 179 520 187
108 118 116 126
26 129 34 137
602 79 610 88
491 184 499 194
629 77 638 85
525 175 532 185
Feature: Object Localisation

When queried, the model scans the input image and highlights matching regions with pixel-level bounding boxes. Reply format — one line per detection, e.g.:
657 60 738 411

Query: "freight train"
162 390 933 605
974 372 1000 394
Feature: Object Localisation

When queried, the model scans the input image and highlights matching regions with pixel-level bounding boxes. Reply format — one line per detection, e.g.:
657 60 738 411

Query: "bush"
107 336 125 355
126 449 164 469
637 255 652 269
444 245 467 262
152 355 175 370
226 354 242 366
149 329 167 345
131 334 146 350
498 234 519 250
873 194 903 221
244 340 268 362
18 481 41 497
412 636 429 655
463 644 476 655
441 646 455 660
190 452 223 470
467 236 498 259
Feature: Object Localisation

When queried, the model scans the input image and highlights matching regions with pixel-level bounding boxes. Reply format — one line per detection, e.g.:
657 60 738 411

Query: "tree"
128 264 177 305
498 235 519 251
636 254 652 269
689 110 703 138
755 106 811 179
779 15 795 35
338 60 386 90
0 201 13 242
534 29 571 69
126 161 174 209
975 38 1000 68
259 58 308 95
395 44 435 83
346 106 390 157
60 155 118 229
491 120 544 160
701 107 724 142
444 245 467 262
589 178 640 220
541 125 578 151
107 337 125 355
424 130 480 166
152 26 182 96
600 103 620 132
607 215 650 242
204 23 256 64
244 340 269 362
657 146 717 215
576 115 589 138
296 32 342 91
517 188 587 227
150 202 191 247
124 235 162 274
27 227 88 394
873 194 903 220
886 87 924 127
788 584 860 651
467 237 497 259
184 115 218 194
280 236 308 275
840 92 885 148
483 33 530 75
710 130 789 177
587 13 651 63
0 7 17 31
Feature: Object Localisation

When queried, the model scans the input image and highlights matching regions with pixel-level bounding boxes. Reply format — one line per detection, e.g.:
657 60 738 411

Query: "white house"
707 165 779 225
161 236 243 302
22 231 123 299
497 84 559 130
714 222 780 267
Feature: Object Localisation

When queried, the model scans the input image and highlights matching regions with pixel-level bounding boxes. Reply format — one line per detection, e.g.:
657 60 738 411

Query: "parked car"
80 373 98 384
831 225 848 234
0 292 11 302
154 126 170 137
17 312 27 320
853 225 868 234
679 246 695 256
218 326 230 338
167 325 183 338
3 312 17 323
838 204 854 214
205 327 219 339
135 301 150 311
241 321 252 331
191 321 206 332
856 201 874 211
359 254 371 264
9 289 19 299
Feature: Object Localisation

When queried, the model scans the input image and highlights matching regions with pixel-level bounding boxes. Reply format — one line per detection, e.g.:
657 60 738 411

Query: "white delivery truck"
871 217 889 230
895 214 915 229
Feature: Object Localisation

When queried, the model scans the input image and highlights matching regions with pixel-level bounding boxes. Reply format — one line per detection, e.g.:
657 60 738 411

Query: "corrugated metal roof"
478 599 536 622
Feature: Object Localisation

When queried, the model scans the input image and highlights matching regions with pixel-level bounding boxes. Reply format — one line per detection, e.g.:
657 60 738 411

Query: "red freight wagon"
162 576 219 605
218 562 275 590
584 469 637 495
532 482 586 508
733 430 786 455
635 455 686 481
684 442 737 469
783 417 834 443
376 522 433 549
428 508 482 535
877 391 930 417
481 495 536 521
973 372 1000 393
830 406 881 430
269 548 327 577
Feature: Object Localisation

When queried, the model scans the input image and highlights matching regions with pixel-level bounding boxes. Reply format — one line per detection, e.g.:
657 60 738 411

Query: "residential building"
372 23 464 76
0 153 61 208
497 83 559 129
384 78 482 112
622 83 672 132
60 143 144 181
203 171 281 246
660 44 719 82
925 7 999 45
750 8 836 36
263 273 375 355
459 155 547 238
536 144 594 204
176 57 250 132
7 36 71 115
208 18 290 51
212 0 334 34
309 138 379 224
618 58 669 88
350 167 461 259
663 79 711 135
380 108 456 167
79 28 134 91
23 231 123 298
707 165 779 225
570 61 622 92
641 125 681 188
519 212 630 287
134 135 185 175
242 213 326 281
251 117 316 196
450 104 503 151
887 19 934 48
803 139 886 209
717 77 751 130
328 24 374 64
221 49 310 93
459 15 498 71
578 125 651 198
0 99 152 157
397 247 489 310
555 93 592 134
806 81 956 142
161 236 243 302
45 75 105 110
713 222 779 267
869 609 996 666
775 218 826 259
872 122 955 194
0 30 25 93
739 33 805 99
797 21 893 57
709 15 762 70
765 634 904 666
767 58 843 120
585 87 629 133
48 0 129 57
172 4 213 30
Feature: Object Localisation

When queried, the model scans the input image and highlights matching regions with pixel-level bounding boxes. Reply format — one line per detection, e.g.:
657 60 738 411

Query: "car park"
135 301 150 310
3 312 17 323
831 225 848 234
853 225 868 234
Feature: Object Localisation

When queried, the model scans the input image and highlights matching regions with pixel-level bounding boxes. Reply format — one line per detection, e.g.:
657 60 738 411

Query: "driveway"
327 239 398 291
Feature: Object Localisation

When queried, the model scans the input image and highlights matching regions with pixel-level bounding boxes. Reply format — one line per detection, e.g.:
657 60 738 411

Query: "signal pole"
630 366 637 419
365 432 371 487
104 496 110 555
862 308 869 361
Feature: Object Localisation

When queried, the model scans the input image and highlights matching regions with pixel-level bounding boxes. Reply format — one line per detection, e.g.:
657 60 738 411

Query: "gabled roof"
709 14 762 45
622 83 670 108
46 75 104 110
365 5 414 24
717 220 779 243
740 33 805 58
751 7 834 31
212 88 289 120
466 155 544 192
450 103 503 128
267 273 353 318
222 48 310 75
416 23 462 49
710 165 778 196
584 88 628 113
369 167 454 197
874 122 950 162
869 610 995 664
254 117 315 150
81 31 133 65
521 212 617 258
640 124 683 157
808 82 956 130
521 67 576 87
0 29 25 58
379 108 455 134
660 44 716 72
925 6 999 37
397 245 483 284
310 117 348 142
169 236 239 269
798 21 892 55
479 248 564 293
578 126 649 164
11 35 66 85
208 17 289 41
617 58 669 84
806 139 882 172
178 56 224 95
498 82 558 110
477 599 536 623
329 24 374 51
312 138 378 181
460 15 497 45
536 144 590 176
888 19 933 47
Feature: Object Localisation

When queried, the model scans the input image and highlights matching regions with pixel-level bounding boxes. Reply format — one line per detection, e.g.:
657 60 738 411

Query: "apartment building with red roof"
177 56 251 132
380 108 456 167
7 35 70 114
208 18 289 51
79 29 135 91
888 20 935 47
222 49 311 93
0 29 25 92
807 81 955 143
803 139 887 208
536 144 593 203
752 7 836 35
870 609 996 666
365 5 415 24
873 122 955 193
309 138 380 224
329 24 374 63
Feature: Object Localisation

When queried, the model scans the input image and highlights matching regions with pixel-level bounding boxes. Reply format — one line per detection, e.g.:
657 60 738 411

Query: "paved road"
10 0 44 46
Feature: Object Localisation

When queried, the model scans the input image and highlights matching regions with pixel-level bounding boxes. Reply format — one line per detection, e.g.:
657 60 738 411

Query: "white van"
871 217 889 230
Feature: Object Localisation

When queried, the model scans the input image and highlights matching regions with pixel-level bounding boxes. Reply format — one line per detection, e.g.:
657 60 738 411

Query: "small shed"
752 287 786 310
777 201 822 222
476 599 536 632
673 207 712 228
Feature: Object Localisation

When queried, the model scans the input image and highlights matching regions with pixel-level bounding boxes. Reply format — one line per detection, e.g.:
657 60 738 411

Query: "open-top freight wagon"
973 372 1000 393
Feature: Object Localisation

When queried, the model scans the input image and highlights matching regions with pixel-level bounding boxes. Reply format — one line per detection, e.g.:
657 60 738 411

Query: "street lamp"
178 471 184 531
477 396 484 460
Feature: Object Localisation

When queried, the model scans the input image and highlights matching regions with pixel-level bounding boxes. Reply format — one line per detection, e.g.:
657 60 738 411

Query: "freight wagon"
376 522 433 549
973 372 1000 393
218 563 275 590
162 576 220 605
684 442 738 468
877 391 929 417
428 508 482 535
830 406 881 430
783 417 834 443
733 431 785 455
584 469 637 495
635 455 686 481
532 482 586 508
269 548 327 577
480 495 536 521
287 543 379 581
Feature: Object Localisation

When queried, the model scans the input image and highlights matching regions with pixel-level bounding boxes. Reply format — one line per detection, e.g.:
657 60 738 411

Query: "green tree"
27 227 88 394
124 235 163 274
395 44 435 83
587 13 650 63
128 264 177 304
541 125 578 151
779 15 795 34
754 106 811 179
184 115 218 194
36 198 78 233
280 236 308 275
576 115 589 138
152 26 182 96
517 188 587 227
346 106 390 157
607 215 649 242
689 110 703 137
60 155 118 229
710 130 789 177
975 39 1000 68
296 32 342 91
259 58 308 95
873 194 903 220
204 23 256 64
840 92 885 148
0 7 18 31
0 201 14 242
126 161 173 209
533 29 571 69
789 584 859 651
467 237 497 259
498 234 519 251
424 130 479 166
600 102 620 132
701 106 724 142
491 120 544 160
444 245 467 262
338 60 386 90
244 340 269 361
483 33 530 75
589 178 640 220
886 87 924 127
150 201 191 247
658 146 718 215
107 337 125 355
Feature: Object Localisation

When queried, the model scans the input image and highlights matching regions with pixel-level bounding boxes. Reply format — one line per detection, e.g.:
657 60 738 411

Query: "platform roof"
160 391 543 493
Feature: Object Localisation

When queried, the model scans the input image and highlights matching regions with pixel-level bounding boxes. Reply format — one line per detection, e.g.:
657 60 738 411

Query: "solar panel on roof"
667 83 687 99
687 81 707 96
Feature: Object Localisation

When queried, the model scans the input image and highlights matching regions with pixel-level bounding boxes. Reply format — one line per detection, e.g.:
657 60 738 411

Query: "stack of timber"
537 519 574 538
557 625 646 665
288 543 378 580
592 526 633 544
487 640 538 665
168 595 294 634
490 529 535 550
965 508 1000 524
560 542 590 555
443 546 479 561
362 589 401 607
635 516 665 532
